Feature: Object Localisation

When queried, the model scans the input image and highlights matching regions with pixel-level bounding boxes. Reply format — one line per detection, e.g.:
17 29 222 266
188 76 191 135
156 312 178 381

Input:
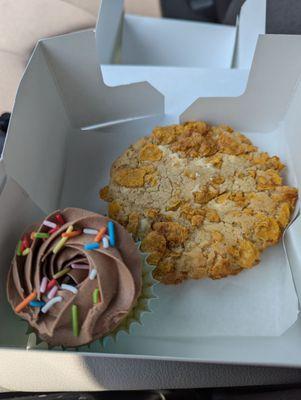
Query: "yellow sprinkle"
22 248 30 256
52 225 73 254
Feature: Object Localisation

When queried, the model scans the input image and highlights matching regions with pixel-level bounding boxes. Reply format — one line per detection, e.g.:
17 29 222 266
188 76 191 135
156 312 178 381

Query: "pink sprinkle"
71 263 90 270
40 277 48 294
47 285 58 299
43 220 57 229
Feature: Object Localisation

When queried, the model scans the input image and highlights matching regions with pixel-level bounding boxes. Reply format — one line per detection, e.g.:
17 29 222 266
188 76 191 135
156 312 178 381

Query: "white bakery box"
97 0 266 89
2 24 301 392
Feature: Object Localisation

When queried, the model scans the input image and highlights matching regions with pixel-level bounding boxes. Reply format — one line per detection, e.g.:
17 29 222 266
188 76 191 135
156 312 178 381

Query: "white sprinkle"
41 296 62 313
43 220 57 229
102 236 109 249
47 285 58 299
89 269 97 280
83 228 98 235
61 284 78 294
71 263 90 270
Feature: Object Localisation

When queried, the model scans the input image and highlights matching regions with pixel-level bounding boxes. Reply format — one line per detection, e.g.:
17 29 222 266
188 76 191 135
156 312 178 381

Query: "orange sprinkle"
94 227 107 243
61 230 82 239
15 291 36 313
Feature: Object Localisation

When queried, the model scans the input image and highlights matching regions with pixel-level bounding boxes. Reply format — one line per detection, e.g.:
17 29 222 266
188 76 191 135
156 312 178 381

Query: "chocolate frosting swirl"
7 208 142 347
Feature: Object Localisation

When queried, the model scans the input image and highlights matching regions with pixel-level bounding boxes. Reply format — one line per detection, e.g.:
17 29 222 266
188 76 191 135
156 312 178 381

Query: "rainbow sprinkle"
94 227 106 243
40 277 48 293
15 291 37 313
61 284 78 294
92 288 100 305
47 285 58 299
30 301 45 308
71 263 89 270
72 304 79 337
53 267 70 280
16 240 22 256
52 225 73 254
41 296 62 314
55 214 65 225
102 236 109 249
46 278 58 291
61 230 82 239
89 269 97 280
32 232 50 239
107 221 115 246
83 228 98 235
43 220 57 229
22 248 30 256
84 242 100 251
49 226 60 235
21 236 30 251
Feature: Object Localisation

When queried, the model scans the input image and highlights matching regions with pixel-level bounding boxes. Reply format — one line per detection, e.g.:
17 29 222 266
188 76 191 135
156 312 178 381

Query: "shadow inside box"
80 356 301 391
0 393 166 400
2 385 301 399
0 113 10 156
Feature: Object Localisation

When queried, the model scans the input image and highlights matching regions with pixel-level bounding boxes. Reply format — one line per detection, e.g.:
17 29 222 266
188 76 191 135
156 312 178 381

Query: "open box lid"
1 28 301 305
2 26 301 382
95 0 266 70
2 32 301 244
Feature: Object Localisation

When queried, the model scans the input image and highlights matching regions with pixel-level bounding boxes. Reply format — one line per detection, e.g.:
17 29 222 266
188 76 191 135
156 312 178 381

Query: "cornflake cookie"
100 122 298 284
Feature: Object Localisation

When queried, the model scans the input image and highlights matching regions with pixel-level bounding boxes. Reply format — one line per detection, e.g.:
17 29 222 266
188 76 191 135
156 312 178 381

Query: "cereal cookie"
100 122 298 284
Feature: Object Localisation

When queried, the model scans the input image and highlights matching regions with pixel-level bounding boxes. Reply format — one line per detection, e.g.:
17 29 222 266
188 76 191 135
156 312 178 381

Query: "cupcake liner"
24 241 157 352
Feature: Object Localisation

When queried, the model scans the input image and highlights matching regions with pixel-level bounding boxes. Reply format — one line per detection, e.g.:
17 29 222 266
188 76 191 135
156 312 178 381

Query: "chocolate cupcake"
7 208 149 348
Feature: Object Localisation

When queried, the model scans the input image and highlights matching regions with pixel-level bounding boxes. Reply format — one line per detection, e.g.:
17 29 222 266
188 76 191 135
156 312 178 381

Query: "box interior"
96 0 265 73
1 32 301 365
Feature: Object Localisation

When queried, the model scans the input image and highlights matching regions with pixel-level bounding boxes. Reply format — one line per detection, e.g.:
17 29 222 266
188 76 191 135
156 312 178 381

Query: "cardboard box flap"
120 15 236 68
234 0 266 69
181 35 301 132
96 0 235 68
2 30 164 212
39 31 164 128
3 43 70 213
96 0 266 70
96 0 124 64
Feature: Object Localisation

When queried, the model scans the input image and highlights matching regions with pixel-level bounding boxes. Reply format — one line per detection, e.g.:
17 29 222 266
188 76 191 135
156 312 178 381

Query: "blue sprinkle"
107 221 115 246
84 242 100 251
30 301 45 308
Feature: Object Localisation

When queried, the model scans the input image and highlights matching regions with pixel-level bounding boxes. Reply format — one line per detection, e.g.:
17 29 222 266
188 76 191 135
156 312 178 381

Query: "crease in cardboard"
3 44 70 213
40 42 75 130
39 30 164 128
81 113 163 131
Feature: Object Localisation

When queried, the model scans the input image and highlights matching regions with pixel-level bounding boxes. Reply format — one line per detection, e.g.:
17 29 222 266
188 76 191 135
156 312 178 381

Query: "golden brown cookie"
100 122 298 284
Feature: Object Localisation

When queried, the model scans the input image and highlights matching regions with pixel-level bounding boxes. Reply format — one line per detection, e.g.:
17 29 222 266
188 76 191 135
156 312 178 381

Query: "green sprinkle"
53 267 70 280
22 248 30 256
34 232 50 239
93 288 100 305
72 304 79 337
16 240 22 256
